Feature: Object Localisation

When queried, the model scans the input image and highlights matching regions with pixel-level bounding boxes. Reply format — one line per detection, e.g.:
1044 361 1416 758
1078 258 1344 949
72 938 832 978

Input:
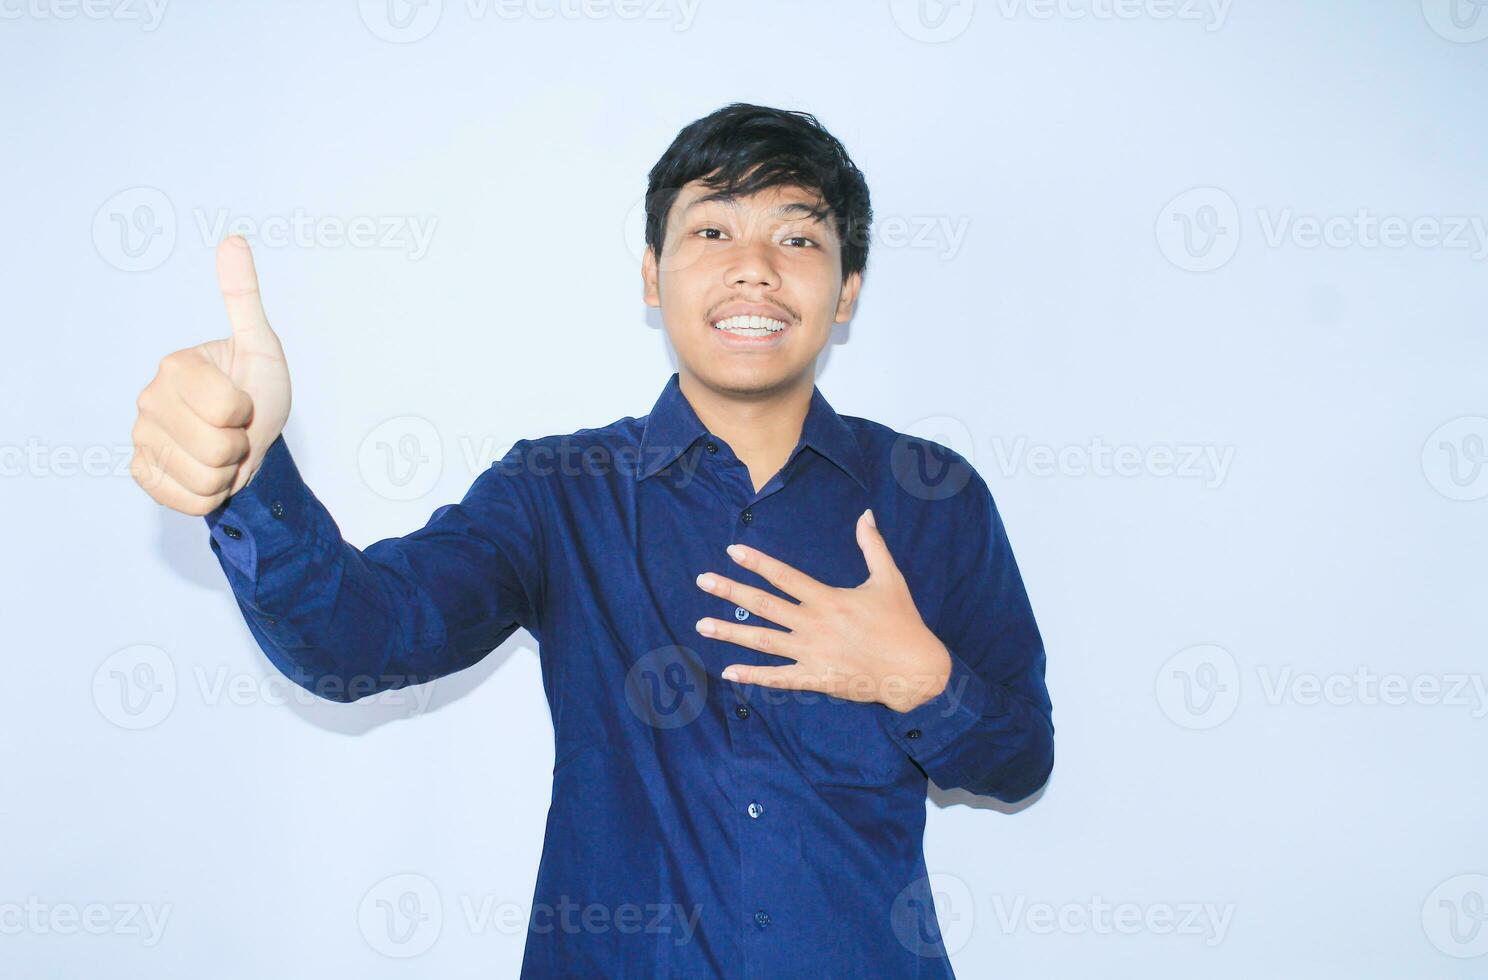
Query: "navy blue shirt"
203 371 1054 978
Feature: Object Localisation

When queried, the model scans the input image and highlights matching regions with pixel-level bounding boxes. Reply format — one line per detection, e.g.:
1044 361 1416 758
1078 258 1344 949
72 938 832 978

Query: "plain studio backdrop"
3 2 1485 977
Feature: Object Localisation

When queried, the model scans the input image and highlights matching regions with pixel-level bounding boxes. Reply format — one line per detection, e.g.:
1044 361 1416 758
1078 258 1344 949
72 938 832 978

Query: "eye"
783 235 817 248
694 227 727 241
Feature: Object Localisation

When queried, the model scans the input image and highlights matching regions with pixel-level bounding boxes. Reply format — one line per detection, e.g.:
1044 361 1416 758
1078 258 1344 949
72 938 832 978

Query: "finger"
725 543 828 603
130 448 229 516
215 235 273 346
855 508 900 581
695 617 798 659
694 572 803 628
133 419 240 498
173 355 254 428
720 663 814 691
138 387 251 468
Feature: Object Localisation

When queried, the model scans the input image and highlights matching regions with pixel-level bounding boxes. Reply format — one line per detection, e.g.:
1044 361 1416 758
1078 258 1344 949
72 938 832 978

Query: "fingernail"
726 544 745 561
722 667 739 682
696 618 716 635
864 508 876 528
696 574 714 590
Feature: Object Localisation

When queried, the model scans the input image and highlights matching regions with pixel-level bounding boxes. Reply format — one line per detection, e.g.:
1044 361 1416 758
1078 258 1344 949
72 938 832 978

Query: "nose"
725 238 780 290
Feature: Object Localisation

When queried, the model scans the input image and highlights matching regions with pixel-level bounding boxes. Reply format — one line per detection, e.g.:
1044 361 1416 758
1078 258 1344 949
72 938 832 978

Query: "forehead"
673 179 827 220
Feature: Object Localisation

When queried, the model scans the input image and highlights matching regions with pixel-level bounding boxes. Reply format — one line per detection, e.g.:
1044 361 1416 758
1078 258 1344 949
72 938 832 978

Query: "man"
130 103 1054 977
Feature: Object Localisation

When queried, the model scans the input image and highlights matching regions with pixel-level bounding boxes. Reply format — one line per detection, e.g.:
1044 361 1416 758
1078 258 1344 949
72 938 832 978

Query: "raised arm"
130 237 545 702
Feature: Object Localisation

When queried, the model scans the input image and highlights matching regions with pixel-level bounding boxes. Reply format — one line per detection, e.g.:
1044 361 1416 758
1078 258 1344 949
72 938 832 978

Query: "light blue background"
3 0 1486 976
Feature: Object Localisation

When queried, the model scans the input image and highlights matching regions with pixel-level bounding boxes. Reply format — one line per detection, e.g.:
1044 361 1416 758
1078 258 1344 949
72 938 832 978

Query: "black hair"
645 103 873 281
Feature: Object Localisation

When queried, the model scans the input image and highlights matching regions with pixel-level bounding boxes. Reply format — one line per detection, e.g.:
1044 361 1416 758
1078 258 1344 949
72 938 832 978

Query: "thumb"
215 235 277 353
855 508 899 582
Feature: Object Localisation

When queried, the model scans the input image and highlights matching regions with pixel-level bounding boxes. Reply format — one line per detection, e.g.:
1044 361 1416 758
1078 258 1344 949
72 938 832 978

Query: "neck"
678 369 813 492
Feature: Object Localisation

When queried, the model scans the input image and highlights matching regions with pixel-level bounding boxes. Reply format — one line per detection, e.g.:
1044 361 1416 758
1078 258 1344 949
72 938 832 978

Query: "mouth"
708 304 794 347
711 313 791 339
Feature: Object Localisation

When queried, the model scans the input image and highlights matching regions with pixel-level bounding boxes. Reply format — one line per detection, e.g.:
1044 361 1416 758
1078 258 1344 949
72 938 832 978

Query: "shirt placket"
695 434 807 974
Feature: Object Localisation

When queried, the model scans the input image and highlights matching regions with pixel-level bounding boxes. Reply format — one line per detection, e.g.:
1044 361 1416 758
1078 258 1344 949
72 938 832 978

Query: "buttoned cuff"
879 646 1009 766
201 432 315 585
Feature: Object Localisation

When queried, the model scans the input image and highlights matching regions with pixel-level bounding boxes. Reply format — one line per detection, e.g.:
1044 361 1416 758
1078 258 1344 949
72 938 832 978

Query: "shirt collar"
636 372 868 491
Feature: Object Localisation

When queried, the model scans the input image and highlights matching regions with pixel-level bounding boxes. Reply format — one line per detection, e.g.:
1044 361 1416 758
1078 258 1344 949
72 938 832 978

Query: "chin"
689 359 808 397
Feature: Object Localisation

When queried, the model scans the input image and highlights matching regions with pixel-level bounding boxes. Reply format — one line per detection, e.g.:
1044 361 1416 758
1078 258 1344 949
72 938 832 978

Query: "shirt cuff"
878 646 1010 766
201 432 314 584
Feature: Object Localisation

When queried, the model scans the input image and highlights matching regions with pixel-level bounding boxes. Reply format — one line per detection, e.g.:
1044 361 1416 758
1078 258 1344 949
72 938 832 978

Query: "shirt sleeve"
877 468 1055 804
201 431 546 703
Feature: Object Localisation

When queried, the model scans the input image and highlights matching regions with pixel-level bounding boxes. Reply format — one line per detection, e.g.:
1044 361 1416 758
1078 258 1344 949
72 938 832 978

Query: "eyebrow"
681 193 827 223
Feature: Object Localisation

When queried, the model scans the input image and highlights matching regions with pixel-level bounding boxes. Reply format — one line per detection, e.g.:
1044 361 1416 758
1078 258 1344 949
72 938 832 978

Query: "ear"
642 245 661 308
834 269 862 323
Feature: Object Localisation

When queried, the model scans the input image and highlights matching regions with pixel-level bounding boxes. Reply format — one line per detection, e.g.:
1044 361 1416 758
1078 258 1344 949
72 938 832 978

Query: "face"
642 175 862 398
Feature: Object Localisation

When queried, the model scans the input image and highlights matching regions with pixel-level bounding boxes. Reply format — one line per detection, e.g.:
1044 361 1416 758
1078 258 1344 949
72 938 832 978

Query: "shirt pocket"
792 695 913 788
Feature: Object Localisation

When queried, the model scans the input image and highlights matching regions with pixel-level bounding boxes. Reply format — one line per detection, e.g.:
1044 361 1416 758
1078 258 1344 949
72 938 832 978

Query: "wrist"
881 635 952 713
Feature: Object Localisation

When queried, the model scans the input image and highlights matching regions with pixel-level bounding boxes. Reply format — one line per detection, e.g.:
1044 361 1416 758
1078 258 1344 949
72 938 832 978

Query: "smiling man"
129 102 1054 977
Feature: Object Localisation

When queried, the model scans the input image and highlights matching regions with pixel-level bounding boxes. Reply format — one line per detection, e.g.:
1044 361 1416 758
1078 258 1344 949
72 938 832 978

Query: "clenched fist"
131 236 292 516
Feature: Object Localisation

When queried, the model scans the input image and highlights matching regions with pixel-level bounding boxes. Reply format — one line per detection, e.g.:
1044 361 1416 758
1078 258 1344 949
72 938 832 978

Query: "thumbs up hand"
131 236 293 515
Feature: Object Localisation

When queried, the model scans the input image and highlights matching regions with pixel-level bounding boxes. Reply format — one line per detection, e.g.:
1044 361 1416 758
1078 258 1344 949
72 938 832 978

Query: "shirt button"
222 524 242 539
740 509 754 525
270 500 285 519
734 704 750 719
705 440 718 454
753 909 771 929
734 606 749 621
746 800 764 819
906 728 922 739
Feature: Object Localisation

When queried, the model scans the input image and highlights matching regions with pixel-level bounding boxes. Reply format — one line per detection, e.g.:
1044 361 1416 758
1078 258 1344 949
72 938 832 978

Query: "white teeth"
712 314 789 336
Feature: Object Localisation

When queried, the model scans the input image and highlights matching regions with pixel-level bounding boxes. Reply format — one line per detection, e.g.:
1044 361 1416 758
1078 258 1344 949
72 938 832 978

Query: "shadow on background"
149 415 540 736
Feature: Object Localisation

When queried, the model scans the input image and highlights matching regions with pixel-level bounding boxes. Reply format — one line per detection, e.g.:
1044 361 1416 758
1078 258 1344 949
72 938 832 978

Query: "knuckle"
182 495 214 517
177 466 219 498
227 429 251 459
135 383 157 417
200 445 232 469
158 349 190 376
201 398 234 428
203 434 239 468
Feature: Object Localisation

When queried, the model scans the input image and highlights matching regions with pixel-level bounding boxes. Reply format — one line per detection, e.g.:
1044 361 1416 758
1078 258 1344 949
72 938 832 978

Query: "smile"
711 314 790 338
